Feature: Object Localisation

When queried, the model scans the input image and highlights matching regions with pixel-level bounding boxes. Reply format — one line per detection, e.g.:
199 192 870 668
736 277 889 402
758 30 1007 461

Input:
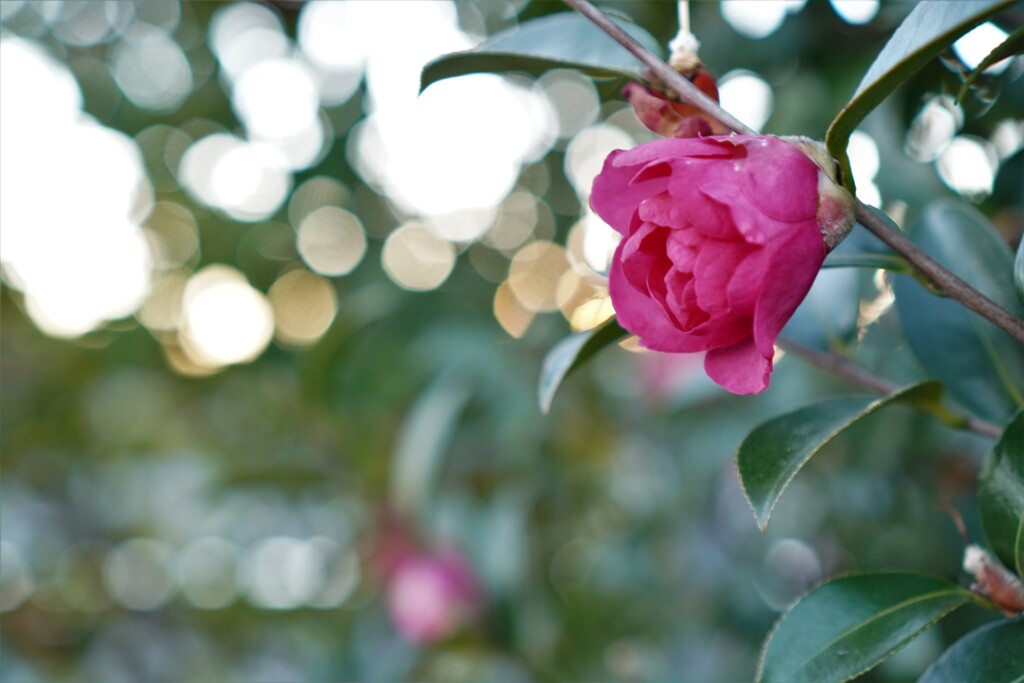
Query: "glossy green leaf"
957 25 1024 103
893 201 1024 423
979 410 1024 576
919 617 1024 683
538 317 628 414
421 12 663 93
739 382 943 531
758 573 975 683
826 0 1013 190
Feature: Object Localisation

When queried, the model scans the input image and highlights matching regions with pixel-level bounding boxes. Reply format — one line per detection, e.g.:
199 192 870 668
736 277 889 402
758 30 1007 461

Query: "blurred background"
1 1 1021 681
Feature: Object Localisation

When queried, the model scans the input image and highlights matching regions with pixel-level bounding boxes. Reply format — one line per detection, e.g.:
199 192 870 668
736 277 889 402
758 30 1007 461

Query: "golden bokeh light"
381 222 456 292
493 281 535 339
297 206 367 277
508 240 569 313
268 269 338 347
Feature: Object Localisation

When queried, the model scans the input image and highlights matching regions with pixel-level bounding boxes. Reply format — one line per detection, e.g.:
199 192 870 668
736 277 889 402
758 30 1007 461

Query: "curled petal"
704 337 771 394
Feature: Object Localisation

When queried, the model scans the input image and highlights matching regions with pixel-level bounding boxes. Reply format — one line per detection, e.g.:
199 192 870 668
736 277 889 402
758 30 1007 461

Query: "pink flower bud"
385 549 481 644
624 71 730 139
590 135 854 394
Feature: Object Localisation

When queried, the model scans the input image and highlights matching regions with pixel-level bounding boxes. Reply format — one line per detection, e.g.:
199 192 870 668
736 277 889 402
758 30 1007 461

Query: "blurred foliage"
1 1 1022 682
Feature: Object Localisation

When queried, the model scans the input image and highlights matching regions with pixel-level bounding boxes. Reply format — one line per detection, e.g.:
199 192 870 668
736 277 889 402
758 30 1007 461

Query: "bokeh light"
718 70 774 132
564 123 635 199
240 537 326 610
905 95 962 162
268 269 339 347
954 22 1012 74
103 538 176 611
382 222 457 292
179 265 275 368
111 24 193 111
829 0 879 25
297 207 368 277
937 135 997 199
177 536 240 610
848 130 882 207
721 0 807 40
0 37 153 339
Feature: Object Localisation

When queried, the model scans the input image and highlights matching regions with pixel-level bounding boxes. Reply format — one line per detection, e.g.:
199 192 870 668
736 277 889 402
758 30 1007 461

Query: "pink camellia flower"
591 135 854 394
385 549 481 645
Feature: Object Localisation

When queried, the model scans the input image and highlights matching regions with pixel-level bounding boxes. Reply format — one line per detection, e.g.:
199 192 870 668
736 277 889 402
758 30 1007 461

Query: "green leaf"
822 252 913 273
826 0 1013 191
758 573 975 683
421 12 663 93
893 201 1024 424
957 25 1024 103
391 373 473 517
919 617 1024 683
979 410 1024 576
538 317 628 414
738 382 944 531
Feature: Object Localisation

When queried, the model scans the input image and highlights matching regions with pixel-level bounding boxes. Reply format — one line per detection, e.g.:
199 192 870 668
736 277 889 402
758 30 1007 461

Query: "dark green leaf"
893 201 1024 423
919 617 1024 683
739 382 943 531
979 410 1024 576
758 573 975 683
538 317 628 414
958 25 1024 103
421 12 663 93
826 0 1013 191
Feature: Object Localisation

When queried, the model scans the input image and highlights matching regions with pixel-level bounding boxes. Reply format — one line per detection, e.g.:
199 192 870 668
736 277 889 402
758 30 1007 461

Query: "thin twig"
779 337 1004 440
563 0 1024 346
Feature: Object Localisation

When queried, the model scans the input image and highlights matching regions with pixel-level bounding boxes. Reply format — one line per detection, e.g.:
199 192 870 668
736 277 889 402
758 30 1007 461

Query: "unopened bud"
784 136 855 251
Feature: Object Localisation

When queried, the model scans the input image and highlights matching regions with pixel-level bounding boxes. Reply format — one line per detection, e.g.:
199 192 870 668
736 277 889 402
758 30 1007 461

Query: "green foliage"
826 0 1013 190
919 617 1024 683
758 573 976 683
979 410 1024 575
538 316 627 413
893 201 1024 423
737 382 945 531
957 25 1024 103
421 11 663 93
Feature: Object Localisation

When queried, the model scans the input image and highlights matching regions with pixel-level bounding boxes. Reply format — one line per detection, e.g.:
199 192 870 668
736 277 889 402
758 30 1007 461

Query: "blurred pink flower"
385 549 481 645
591 135 853 394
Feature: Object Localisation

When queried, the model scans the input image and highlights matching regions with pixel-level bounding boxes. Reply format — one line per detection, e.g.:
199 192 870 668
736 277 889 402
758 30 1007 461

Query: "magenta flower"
591 135 854 394
385 549 481 645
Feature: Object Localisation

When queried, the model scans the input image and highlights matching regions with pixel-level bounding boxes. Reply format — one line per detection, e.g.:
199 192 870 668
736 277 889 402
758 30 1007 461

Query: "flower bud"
783 136 856 251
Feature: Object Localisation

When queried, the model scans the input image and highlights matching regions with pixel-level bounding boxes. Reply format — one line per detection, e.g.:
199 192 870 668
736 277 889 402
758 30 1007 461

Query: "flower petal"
752 222 825 358
609 243 711 353
704 336 772 394
591 151 668 235
693 239 750 314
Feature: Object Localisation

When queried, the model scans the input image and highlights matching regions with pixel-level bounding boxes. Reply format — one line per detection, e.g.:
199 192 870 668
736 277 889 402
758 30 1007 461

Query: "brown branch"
563 0 1024 346
779 337 1004 440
